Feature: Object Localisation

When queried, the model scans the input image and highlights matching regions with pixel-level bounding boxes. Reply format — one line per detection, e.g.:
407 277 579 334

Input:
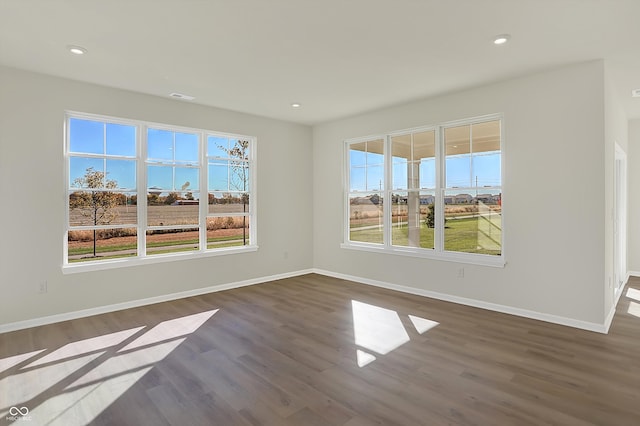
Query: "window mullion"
200 132 207 252
138 125 147 257
435 126 444 253
383 136 392 247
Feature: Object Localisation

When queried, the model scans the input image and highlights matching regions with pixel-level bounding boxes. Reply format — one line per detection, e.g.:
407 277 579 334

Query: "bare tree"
70 167 119 257
218 140 249 244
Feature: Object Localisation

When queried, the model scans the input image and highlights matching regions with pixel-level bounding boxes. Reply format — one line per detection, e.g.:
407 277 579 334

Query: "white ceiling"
1 0 639 125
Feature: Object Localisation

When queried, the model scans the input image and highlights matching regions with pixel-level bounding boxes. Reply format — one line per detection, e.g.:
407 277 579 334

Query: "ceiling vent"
169 92 195 101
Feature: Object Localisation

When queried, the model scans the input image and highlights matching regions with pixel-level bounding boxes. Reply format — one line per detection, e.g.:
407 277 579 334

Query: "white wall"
0 66 313 327
629 120 640 275
313 61 607 326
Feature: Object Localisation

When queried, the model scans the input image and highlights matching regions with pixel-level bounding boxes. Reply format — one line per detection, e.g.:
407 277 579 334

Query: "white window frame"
63 111 257 274
341 113 505 267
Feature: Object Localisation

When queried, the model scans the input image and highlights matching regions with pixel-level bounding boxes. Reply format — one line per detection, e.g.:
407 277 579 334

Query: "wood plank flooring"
1 274 640 425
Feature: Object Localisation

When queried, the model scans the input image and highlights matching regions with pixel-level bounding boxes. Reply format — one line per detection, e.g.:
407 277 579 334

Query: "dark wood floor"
1 274 640 425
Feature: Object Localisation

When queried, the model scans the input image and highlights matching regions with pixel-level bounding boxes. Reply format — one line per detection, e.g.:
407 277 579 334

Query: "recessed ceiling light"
632 89 640 98
291 103 301 108
493 34 511 45
68 45 87 55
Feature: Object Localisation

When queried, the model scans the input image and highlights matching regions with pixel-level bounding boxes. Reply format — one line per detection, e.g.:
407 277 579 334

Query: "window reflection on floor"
0 309 218 425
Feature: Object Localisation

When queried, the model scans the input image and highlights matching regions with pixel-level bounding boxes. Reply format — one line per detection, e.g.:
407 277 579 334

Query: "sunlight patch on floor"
352 300 410 355
626 287 640 303
26 327 144 368
356 349 377 367
0 349 46 374
408 315 439 334
627 301 640 318
0 309 218 425
351 300 438 368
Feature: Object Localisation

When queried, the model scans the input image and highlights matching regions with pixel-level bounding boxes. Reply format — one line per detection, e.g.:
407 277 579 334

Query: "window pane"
106 159 136 190
69 118 103 154
391 134 410 190
349 139 384 192
471 120 501 187
68 227 137 262
175 167 199 191
207 216 250 248
146 228 199 255
446 155 471 188
106 123 136 157
350 145 367 167
419 158 436 189
391 191 435 249
69 157 104 187
147 165 199 191
147 194 199 226
366 165 383 191
69 191 137 226
175 132 199 163
415 131 436 189
366 143 384 192
443 189 501 255
349 193 383 244
208 161 229 191
471 120 500 154
208 192 249 214
391 130 435 191
147 128 174 160
228 162 249 192
229 139 250 159
350 164 366 192
208 135 229 158
147 165 173 190
445 125 471 188
472 152 501 187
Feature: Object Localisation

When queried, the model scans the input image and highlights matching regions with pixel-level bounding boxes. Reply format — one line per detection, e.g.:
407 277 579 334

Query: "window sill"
62 245 259 274
340 242 505 268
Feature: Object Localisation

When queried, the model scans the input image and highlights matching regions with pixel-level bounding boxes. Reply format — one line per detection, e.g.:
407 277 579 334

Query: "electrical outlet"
38 280 48 294
457 268 464 279
283 251 289 259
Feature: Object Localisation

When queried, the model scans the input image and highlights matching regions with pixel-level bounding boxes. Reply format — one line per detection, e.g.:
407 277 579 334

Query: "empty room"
2 1 640 425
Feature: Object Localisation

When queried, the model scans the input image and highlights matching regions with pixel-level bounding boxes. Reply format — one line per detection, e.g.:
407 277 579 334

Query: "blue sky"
69 118 247 194
349 149 501 193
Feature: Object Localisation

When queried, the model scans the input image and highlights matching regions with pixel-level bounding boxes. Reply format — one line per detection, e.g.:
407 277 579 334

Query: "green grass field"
350 215 501 255
68 234 247 262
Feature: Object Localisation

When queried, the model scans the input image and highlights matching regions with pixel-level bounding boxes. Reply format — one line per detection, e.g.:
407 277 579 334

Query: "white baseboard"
3 267 619 335
628 271 640 278
312 268 608 334
604 278 629 333
0 269 314 334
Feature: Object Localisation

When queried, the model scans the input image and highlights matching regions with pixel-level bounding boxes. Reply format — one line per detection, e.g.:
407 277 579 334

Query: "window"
344 115 503 266
65 112 256 269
